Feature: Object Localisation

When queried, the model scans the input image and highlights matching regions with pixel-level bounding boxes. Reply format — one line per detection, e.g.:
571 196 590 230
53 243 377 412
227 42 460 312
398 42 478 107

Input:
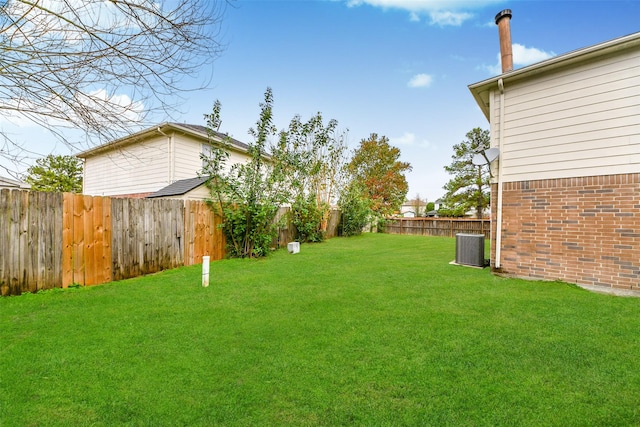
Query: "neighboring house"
77 122 251 198
0 176 30 190
400 199 427 217
468 10 640 292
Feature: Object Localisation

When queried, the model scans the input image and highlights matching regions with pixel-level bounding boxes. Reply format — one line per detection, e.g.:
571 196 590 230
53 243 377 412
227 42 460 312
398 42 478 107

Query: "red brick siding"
109 192 154 199
491 173 640 291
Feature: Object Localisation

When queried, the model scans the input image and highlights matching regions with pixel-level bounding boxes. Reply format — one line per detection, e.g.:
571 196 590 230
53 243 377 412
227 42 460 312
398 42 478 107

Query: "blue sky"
180 0 640 201
4 0 640 201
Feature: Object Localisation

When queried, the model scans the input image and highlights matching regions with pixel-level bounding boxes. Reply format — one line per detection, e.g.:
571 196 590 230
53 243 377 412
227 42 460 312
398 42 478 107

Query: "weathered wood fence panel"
325 209 341 239
384 217 490 239
0 190 63 296
274 207 295 249
111 198 184 281
273 208 342 245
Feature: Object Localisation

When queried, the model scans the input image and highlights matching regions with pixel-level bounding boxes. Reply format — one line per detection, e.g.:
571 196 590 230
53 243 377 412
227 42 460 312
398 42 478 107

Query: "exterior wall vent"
455 233 485 267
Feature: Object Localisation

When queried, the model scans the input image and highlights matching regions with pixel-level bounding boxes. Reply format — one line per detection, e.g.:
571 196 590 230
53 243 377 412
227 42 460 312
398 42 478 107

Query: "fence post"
202 255 210 287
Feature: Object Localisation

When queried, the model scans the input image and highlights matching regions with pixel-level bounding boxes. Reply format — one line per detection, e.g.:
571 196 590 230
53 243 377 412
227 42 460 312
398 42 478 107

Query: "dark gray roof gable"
170 122 249 152
147 176 209 198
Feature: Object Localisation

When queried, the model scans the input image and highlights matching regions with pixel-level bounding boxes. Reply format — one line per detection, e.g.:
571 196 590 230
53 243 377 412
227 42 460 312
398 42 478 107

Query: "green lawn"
2 234 640 426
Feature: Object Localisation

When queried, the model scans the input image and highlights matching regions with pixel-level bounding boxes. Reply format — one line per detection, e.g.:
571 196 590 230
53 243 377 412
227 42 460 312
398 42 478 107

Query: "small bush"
291 194 325 243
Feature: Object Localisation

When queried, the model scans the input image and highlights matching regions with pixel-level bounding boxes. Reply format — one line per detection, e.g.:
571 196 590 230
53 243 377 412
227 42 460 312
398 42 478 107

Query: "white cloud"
483 43 556 75
512 43 555 65
390 132 433 149
429 11 472 26
345 0 502 26
408 73 433 88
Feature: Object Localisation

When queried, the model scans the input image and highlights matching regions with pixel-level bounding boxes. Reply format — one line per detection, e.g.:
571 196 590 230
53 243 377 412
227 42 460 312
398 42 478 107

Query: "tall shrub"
200 88 288 258
275 112 347 241
338 182 371 237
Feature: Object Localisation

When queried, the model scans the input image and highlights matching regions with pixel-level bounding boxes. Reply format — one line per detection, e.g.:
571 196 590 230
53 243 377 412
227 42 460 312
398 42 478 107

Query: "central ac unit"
455 233 485 267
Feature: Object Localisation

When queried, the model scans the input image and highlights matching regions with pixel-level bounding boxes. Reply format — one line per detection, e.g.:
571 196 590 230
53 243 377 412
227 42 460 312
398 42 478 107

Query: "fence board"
62 194 73 288
17 191 29 294
72 193 85 285
50 192 63 290
26 192 39 289
5 190 21 294
0 190 7 295
110 198 185 281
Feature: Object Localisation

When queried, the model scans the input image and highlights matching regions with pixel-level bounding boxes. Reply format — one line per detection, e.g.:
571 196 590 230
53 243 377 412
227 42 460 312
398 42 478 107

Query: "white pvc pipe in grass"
202 256 210 287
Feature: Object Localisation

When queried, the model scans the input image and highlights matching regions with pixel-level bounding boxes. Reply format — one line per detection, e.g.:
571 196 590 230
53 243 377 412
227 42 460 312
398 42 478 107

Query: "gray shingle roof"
169 122 250 152
76 122 251 158
147 176 208 198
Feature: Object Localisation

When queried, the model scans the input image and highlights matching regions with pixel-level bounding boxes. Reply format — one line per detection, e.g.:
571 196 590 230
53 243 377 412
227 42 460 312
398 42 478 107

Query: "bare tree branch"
0 0 229 171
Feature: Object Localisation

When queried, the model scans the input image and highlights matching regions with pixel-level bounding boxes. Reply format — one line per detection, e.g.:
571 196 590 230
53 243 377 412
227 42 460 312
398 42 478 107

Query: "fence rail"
384 217 490 239
1 190 341 296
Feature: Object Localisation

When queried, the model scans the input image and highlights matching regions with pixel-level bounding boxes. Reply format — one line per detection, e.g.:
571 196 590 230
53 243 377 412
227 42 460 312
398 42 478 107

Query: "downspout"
157 127 173 183
495 78 505 269
493 8 511 270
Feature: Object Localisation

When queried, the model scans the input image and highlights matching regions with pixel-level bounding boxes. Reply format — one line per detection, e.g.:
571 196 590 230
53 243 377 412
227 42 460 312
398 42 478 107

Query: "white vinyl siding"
499 48 640 182
172 134 204 181
81 126 253 197
83 135 168 196
173 134 250 180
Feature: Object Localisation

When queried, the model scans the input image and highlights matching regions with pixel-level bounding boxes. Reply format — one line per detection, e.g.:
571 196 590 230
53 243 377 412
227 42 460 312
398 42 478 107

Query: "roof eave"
76 122 249 158
468 31 640 121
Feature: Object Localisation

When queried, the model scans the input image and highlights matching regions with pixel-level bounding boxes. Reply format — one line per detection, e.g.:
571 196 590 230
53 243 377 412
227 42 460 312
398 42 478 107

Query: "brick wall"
109 192 154 198
491 173 640 291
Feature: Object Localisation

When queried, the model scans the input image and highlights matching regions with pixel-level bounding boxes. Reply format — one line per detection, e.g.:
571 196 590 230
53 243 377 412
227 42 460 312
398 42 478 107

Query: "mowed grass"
2 233 640 426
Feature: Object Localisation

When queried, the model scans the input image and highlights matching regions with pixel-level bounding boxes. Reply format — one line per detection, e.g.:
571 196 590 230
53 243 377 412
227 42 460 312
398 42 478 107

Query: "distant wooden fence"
384 217 490 239
274 208 341 245
1 190 341 296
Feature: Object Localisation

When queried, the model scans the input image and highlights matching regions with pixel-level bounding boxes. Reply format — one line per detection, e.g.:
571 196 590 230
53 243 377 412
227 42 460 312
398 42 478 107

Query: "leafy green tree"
201 88 288 258
291 193 325 243
275 112 347 242
346 133 411 218
24 155 83 192
338 182 371 236
426 201 435 212
441 128 491 218
412 193 425 217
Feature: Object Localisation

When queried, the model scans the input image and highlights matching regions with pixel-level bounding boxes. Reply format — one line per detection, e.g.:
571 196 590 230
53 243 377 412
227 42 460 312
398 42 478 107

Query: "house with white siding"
0 176 30 190
77 122 251 198
468 10 640 292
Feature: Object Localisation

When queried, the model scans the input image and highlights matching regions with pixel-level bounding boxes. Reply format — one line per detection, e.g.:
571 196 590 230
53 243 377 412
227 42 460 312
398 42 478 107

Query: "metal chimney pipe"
495 9 513 73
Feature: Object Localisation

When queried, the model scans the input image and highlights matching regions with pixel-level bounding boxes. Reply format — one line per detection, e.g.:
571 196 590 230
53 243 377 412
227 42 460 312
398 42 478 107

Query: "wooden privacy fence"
384 217 490 239
273 207 341 246
1 190 341 296
1 190 225 296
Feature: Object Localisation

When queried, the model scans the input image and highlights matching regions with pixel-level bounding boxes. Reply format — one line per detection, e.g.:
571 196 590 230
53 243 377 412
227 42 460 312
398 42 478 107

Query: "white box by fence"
287 242 300 254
